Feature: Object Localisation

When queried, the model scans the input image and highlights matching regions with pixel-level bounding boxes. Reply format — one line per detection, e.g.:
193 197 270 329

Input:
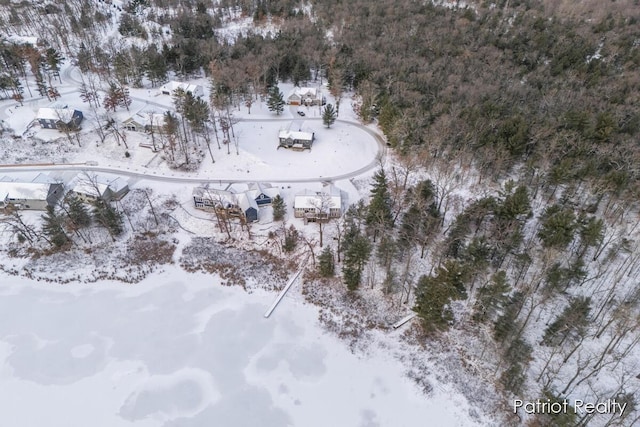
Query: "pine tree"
473 270 511 323
542 297 591 346
499 338 532 394
283 225 298 252
318 246 335 277
578 215 604 257
497 182 531 221
103 82 121 112
93 201 124 239
342 232 371 291
537 204 577 249
103 82 131 112
45 48 63 83
66 195 91 228
272 195 286 221
267 86 285 115
144 45 168 87
35 69 48 98
41 205 69 248
366 168 393 240
322 103 337 128
413 260 470 332
494 291 526 343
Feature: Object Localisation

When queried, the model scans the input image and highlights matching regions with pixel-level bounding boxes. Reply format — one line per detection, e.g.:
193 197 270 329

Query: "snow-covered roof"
160 81 203 96
30 173 58 184
236 192 258 212
0 174 57 184
246 182 279 200
193 187 236 206
72 182 109 198
294 186 342 210
0 182 51 201
68 174 129 198
36 108 79 122
194 187 259 212
290 87 319 98
124 112 166 128
278 129 314 141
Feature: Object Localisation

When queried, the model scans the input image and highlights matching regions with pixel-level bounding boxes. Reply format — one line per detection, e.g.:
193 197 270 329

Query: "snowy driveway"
0 269 482 427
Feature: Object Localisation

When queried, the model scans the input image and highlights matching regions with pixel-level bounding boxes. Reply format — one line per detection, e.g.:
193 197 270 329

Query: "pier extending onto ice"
392 313 417 329
264 259 308 318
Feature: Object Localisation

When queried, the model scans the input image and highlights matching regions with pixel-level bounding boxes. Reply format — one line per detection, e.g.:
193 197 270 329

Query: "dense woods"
1 0 640 425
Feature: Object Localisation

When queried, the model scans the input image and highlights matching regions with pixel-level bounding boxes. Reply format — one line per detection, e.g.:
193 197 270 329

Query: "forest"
1 0 640 425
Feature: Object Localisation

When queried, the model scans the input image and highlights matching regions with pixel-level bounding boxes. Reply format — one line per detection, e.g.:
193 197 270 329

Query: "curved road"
1 67 387 185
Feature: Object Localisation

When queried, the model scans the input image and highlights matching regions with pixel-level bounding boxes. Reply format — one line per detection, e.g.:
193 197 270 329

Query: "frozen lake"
0 268 483 426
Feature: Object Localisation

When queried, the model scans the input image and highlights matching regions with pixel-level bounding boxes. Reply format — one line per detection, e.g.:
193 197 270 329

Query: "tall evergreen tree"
473 270 511 323
45 48 63 83
537 205 577 249
413 260 470 332
66 196 92 228
272 195 286 221
499 338 532 394
342 232 371 291
144 45 168 87
318 246 335 277
578 215 604 257
494 291 526 343
283 225 298 252
366 168 393 240
542 297 591 346
267 86 285 115
41 205 69 248
93 201 124 239
322 103 337 128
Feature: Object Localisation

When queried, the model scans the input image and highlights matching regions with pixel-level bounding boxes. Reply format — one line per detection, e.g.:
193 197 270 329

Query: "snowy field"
0 268 484 427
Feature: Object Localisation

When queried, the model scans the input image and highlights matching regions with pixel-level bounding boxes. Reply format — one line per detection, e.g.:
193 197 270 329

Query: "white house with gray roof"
0 182 64 210
293 185 343 222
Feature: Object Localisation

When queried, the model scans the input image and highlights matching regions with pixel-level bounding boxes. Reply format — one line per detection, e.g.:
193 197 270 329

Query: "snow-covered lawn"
0 268 483 426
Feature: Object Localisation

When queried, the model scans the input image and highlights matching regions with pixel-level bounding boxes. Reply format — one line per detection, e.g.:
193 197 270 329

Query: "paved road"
1 67 387 185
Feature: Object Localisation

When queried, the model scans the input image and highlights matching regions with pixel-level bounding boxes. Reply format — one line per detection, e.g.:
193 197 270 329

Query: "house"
37 107 83 130
245 182 279 207
0 182 63 210
287 87 324 106
160 81 204 98
278 123 315 150
193 187 258 223
293 185 343 222
123 112 166 133
68 174 129 203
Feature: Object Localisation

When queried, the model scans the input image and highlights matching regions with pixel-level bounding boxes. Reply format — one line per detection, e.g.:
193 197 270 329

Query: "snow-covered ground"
0 267 484 427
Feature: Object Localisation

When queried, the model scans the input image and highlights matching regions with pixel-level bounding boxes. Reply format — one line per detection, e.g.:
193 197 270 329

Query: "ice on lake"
0 268 484 427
